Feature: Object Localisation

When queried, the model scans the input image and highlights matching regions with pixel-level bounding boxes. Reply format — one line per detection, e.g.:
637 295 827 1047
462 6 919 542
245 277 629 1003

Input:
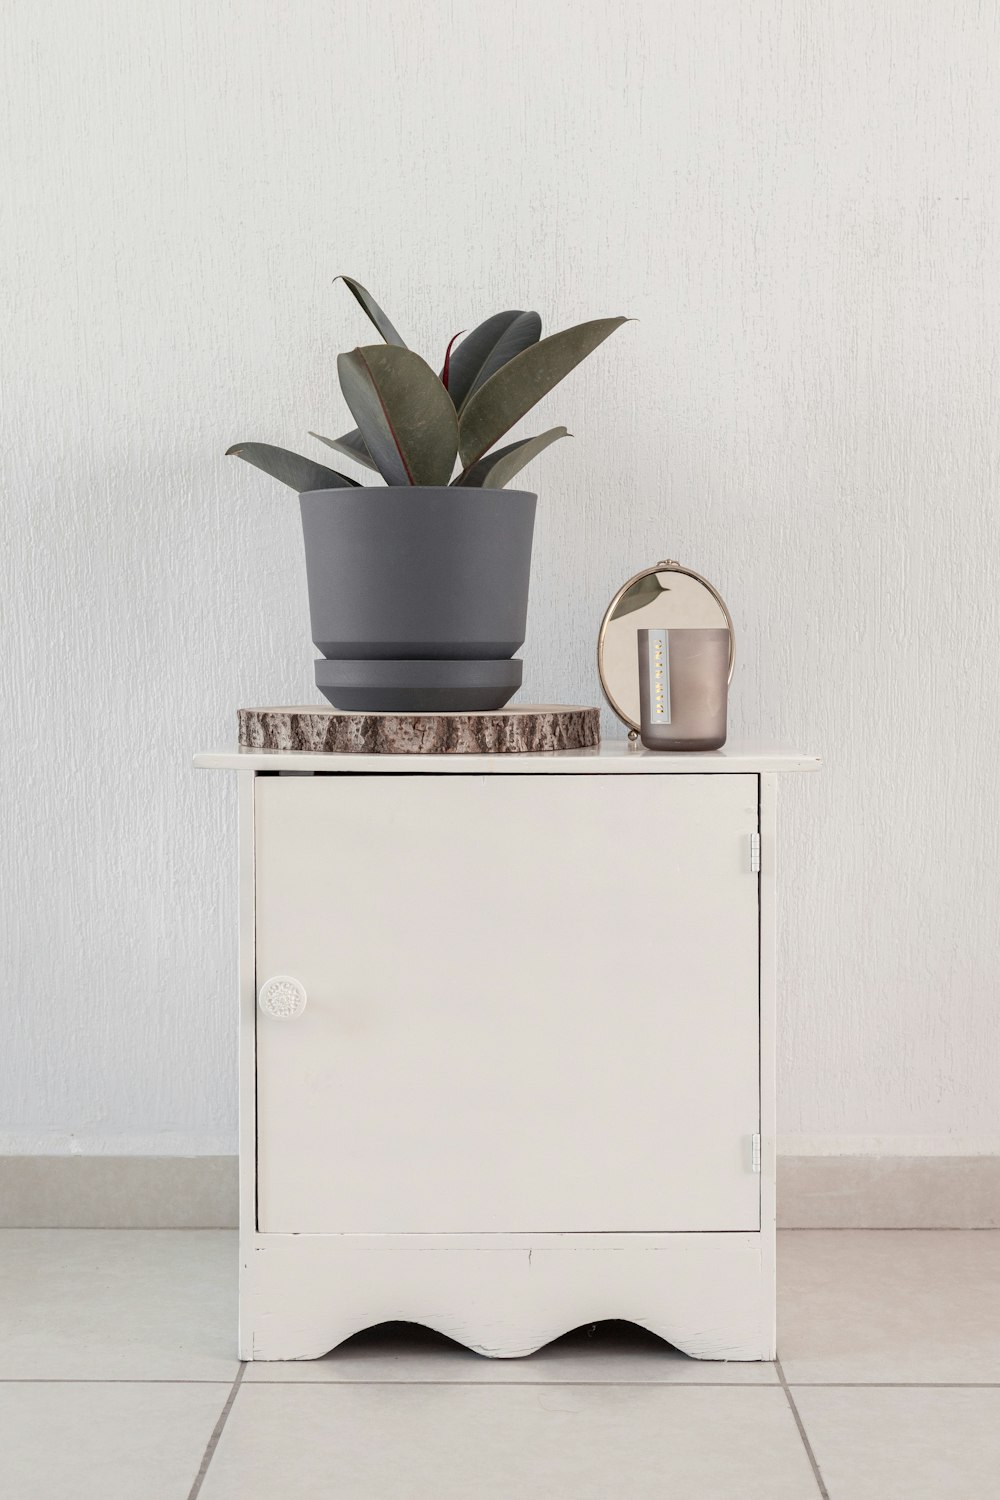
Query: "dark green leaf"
309 429 379 473
336 275 406 346
458 317 628 469
225 443 359 492
446 311 541 411
454 427 570 488
609 573 664 620
337 345 459 487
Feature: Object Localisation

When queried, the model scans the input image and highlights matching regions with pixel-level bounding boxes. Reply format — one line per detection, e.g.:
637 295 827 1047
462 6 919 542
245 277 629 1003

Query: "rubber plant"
227 277 626 490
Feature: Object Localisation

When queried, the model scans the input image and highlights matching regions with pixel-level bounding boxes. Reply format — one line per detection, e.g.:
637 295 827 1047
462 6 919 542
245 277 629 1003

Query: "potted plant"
228 277 626 712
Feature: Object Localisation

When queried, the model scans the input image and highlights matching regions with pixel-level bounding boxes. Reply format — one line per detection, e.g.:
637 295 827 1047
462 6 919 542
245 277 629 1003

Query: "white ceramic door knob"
258 975 308 1019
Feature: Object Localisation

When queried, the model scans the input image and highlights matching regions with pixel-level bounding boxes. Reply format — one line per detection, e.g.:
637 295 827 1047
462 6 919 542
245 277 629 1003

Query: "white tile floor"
1 1230 997 1499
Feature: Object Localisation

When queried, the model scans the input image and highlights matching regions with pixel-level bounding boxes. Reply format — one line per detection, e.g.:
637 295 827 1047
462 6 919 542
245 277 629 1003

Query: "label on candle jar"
647 627 670 724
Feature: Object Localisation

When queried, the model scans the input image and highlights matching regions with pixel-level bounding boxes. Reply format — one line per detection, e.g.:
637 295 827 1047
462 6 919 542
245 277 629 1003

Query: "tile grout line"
776 1357 830 1500
235 1377 1000 1388
0 1375 772 1387
785 1380 1000 1388
237 1377 782 1387
0 1375 777 1388
185 1361 246 1500
0 1377 238 1384
4 1374 1000 1387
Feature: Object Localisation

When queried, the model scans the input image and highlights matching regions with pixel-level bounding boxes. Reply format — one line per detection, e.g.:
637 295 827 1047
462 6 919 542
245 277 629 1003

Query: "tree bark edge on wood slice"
238 706 601 755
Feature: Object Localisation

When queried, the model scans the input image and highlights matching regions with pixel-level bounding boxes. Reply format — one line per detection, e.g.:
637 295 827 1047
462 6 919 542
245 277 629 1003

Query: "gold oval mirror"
597 560 735 733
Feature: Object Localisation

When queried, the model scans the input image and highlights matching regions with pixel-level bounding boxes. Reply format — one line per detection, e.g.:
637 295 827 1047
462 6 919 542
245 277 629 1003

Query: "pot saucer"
314 657 522 713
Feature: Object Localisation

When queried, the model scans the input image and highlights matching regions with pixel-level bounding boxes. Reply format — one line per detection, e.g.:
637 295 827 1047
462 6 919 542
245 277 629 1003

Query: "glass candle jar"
637 627 729 750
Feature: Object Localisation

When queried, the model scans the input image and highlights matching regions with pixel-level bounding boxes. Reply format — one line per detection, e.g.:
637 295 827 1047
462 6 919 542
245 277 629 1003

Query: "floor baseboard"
0 1156 238 1229
777 1155 1000 1229
1 1155 997 1230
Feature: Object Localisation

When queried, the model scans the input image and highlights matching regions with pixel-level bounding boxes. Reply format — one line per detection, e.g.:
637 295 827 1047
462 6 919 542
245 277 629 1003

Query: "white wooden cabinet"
197 742 818 1361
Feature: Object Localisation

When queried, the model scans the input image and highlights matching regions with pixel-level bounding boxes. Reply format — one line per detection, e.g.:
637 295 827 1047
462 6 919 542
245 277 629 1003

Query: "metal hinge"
751 1134 762 1172
749 832 761 874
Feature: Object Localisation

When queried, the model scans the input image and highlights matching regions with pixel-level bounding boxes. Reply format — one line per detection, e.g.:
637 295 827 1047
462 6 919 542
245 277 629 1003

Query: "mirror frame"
597 558 736 733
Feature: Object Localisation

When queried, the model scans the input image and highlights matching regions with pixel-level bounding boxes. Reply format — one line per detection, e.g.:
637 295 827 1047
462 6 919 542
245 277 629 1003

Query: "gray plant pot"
299 487 537 712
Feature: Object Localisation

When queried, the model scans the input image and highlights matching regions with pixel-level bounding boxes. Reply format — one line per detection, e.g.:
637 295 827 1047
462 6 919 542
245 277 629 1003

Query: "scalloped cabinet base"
195 742 819 1362
242 1232 772 1361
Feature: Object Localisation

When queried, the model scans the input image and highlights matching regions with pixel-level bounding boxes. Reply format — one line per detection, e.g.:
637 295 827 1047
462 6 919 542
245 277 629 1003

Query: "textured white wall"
2 0 998 1155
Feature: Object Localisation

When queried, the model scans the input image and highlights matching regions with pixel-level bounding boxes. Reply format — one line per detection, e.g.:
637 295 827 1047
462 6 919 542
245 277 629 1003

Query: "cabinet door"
254 773 760 1233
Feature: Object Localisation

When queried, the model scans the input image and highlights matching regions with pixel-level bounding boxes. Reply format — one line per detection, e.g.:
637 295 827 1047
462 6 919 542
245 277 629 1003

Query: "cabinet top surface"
194 740 820 774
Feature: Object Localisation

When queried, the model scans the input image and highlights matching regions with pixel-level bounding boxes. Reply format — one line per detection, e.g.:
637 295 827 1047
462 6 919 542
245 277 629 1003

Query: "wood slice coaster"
239 705 601 755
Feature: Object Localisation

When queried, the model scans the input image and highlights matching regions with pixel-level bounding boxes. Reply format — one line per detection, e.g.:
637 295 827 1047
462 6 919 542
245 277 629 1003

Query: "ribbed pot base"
314 657 523 713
